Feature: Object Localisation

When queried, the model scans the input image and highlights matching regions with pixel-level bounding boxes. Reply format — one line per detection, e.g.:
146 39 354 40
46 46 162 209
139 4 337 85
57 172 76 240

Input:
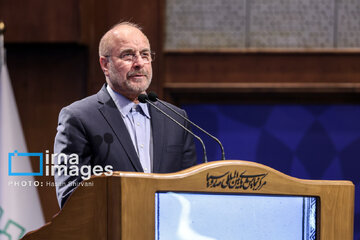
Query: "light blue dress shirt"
106 85 153 173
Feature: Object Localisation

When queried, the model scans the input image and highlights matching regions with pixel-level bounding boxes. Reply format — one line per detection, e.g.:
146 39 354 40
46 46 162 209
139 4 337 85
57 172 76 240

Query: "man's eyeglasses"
104 50 155 64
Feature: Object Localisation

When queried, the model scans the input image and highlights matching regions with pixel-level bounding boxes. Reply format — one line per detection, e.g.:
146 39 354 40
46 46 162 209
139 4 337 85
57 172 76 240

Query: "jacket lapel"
149 102 165 172
97 85 143 172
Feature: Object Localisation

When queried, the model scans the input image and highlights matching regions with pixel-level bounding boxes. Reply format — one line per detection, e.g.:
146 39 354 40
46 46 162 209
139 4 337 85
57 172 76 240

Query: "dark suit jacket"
54 85 197 208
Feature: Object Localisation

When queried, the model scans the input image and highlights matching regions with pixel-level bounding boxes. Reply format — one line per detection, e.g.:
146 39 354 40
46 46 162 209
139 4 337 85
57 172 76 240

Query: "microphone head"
148 92 158 102
104 133 113 144
137 94 148 103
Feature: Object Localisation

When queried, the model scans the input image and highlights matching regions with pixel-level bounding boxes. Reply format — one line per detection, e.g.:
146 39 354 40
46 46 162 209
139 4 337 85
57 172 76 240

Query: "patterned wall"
165 0 360 49
183 104 360 239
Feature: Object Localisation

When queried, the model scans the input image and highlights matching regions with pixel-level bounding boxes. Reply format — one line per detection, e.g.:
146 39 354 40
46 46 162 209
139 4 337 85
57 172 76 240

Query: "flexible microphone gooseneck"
138 94 208 163
148 92 226 160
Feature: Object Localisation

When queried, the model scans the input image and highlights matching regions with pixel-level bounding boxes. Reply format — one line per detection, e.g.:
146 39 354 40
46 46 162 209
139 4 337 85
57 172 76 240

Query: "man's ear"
99 56 109 76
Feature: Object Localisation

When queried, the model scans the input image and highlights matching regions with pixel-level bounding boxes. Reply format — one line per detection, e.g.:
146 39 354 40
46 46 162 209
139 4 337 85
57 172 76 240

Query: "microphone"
148 92 225 160
138 94 208 163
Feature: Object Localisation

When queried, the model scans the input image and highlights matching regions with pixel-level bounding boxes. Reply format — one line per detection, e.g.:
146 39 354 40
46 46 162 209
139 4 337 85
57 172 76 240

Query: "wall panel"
0 0 81 42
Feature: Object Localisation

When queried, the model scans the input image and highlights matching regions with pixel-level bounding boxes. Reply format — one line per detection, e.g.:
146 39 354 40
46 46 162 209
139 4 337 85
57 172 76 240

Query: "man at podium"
53 21 197 208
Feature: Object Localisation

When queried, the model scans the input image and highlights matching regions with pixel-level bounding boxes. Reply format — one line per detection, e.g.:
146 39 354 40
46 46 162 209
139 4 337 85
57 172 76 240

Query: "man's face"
101 26 153 100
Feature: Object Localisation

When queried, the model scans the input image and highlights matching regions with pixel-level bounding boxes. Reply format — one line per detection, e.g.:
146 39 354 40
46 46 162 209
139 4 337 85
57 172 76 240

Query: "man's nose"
132 54 146 68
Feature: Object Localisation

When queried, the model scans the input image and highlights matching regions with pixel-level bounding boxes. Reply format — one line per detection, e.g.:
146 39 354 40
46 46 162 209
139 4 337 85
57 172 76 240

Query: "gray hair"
98 21 143 57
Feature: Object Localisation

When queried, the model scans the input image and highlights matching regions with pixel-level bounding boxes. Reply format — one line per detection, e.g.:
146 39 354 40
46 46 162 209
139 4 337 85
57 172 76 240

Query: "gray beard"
124 77 151 94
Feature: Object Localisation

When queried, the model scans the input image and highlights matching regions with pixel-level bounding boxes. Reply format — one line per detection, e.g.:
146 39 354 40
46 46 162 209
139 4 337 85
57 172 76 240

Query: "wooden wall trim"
164 82 360 93
164 48 360 54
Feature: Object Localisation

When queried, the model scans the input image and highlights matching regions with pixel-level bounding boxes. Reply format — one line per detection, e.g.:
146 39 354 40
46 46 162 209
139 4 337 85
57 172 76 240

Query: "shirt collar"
106 85 150 119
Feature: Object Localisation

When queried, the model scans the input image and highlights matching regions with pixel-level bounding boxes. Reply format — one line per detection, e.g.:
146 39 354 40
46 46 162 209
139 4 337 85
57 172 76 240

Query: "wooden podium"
22 160 354 240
